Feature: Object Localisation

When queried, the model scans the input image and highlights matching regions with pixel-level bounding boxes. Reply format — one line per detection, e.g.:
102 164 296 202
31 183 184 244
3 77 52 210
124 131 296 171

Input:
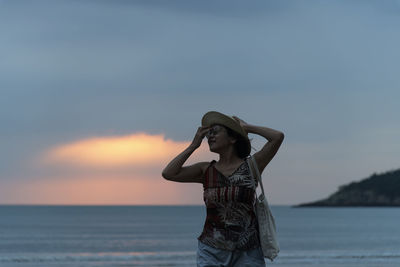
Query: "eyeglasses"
206 125 225 139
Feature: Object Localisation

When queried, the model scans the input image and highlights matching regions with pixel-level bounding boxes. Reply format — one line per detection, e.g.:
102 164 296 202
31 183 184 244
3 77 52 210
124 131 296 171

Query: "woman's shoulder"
198 160 216 175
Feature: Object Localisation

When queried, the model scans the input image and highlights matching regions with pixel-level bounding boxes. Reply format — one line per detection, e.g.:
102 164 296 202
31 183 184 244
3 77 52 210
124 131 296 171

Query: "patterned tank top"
197 159 260 251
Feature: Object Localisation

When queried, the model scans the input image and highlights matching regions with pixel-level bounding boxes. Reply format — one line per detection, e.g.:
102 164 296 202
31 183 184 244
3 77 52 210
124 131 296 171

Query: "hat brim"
202 111 251 157
201 111 248 140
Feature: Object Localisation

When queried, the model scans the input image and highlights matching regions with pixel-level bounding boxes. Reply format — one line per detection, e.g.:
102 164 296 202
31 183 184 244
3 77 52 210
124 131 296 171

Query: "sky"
1 0 400 205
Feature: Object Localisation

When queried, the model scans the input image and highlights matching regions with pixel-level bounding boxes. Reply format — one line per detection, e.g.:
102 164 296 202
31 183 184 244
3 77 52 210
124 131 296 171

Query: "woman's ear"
228 136 237 145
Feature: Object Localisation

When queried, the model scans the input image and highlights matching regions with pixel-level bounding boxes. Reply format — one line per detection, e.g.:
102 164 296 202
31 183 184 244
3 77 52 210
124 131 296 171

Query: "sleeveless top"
197 159 260 251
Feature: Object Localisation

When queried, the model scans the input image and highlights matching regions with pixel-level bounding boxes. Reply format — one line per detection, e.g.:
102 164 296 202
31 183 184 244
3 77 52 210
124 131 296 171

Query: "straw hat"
201 111 251 156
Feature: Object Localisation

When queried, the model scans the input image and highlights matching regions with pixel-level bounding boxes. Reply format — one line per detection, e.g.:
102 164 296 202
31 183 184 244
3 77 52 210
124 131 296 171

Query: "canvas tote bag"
246 155 280 261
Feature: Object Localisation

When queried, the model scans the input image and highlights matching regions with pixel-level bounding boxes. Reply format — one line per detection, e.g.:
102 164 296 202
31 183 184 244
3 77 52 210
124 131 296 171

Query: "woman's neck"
217 147 242 166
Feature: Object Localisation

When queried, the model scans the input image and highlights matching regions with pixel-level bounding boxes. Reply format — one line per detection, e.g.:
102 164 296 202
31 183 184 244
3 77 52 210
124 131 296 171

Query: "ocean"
1 205 399 267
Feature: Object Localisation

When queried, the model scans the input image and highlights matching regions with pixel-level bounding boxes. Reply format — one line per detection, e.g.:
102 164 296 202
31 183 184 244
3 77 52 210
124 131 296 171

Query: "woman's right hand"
190 126 210 149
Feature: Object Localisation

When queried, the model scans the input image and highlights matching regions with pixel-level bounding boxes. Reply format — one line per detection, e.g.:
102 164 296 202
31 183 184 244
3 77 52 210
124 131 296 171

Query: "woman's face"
206 124 235 152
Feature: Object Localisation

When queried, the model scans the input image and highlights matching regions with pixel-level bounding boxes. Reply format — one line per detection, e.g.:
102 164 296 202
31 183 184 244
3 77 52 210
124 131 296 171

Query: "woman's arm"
233 116 284 175
161 126 210 183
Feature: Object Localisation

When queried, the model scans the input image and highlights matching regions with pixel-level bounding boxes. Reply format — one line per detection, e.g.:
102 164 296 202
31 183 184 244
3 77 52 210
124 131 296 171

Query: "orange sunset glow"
10 132 211 205
0 175 203 205
42 133 192 168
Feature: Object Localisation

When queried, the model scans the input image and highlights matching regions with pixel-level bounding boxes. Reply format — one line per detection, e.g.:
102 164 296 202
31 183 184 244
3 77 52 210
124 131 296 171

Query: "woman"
162 111 284 267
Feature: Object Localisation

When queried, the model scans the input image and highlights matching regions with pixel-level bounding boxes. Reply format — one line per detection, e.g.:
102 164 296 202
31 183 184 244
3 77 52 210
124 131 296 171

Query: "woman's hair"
225 127 251 159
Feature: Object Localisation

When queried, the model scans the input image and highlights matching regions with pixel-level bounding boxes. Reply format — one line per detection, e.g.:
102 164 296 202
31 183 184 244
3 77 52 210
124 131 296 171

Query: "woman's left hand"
232 116 249 133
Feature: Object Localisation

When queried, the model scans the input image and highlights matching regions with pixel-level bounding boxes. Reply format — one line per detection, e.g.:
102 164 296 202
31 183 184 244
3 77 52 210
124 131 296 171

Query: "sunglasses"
206 125 225 139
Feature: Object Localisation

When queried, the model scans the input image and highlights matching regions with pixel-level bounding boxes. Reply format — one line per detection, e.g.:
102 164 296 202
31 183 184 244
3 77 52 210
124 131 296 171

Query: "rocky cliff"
296 168 400 207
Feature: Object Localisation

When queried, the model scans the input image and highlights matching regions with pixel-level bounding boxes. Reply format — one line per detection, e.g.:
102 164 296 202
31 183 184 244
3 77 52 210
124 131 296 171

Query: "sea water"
1 205 400 267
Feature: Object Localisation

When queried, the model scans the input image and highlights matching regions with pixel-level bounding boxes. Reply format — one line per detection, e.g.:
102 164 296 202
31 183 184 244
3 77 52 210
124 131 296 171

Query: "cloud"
0 132 212 205
41 132 191 169
27 131 213 182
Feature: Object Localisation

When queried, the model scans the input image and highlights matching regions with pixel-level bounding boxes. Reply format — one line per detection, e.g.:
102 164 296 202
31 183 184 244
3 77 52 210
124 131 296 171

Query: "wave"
2 251 400 264
280 251 400 259
274 251 400 264
0 251 195 263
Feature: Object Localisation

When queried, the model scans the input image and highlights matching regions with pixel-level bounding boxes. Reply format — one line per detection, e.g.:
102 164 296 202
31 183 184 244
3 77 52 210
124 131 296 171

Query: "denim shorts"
196 240 266 267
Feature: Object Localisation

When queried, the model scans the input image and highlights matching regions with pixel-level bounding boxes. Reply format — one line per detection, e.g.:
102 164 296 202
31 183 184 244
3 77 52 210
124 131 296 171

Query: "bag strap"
247 155 268 202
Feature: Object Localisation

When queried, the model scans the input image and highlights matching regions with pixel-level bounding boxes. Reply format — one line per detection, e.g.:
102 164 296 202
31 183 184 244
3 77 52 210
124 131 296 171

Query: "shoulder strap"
246 155 266 198
203 160 218 189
